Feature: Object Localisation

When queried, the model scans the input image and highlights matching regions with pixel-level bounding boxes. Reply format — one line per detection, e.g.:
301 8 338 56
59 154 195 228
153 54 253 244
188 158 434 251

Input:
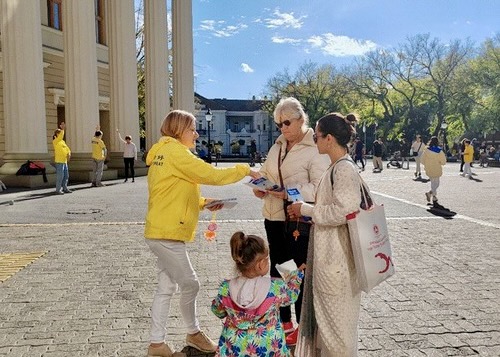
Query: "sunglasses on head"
276 120 292 129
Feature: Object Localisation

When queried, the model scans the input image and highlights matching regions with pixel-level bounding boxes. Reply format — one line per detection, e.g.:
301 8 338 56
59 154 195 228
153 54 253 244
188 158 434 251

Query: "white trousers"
463 162 472 177
415 156 422 175
430 178 440 200
146 239 200 343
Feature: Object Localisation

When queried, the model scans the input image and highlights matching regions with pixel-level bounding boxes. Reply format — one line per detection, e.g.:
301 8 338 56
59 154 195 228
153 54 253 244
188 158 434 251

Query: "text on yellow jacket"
92 137 107 160
145 136 250 242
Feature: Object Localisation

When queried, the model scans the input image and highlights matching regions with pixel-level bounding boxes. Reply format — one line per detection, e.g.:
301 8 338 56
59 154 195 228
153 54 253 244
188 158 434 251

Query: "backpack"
16 160 48 182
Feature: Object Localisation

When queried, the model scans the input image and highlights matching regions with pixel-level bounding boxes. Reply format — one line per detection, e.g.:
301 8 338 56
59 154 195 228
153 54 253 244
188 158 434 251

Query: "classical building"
0 0 194 187
194 94 279 157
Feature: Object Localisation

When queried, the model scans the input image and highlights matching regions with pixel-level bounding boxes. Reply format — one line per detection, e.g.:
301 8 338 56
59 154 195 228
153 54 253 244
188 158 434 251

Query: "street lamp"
441 120 448 156
205 108 213 163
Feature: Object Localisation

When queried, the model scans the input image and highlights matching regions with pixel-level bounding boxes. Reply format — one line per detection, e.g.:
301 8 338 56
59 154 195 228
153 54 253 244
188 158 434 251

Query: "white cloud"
265 9 306 29
271 36 302 45
241 63 254 73
307 33 377 56
199 19 247 38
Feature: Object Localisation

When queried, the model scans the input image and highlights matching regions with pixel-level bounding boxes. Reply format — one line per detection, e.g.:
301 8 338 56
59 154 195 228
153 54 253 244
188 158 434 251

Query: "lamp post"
441 120 448 157
205 108 213 163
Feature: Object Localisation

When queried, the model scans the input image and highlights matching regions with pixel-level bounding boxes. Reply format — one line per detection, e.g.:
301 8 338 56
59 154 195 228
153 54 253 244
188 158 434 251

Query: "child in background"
462 139 474 179
211 231 304 356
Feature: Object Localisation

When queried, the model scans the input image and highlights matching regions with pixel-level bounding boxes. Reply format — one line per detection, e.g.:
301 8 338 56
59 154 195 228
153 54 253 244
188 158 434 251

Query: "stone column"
0 0 49 175
62 0 100 171
106 0 141 169
172 0 194 113
144 0 169 149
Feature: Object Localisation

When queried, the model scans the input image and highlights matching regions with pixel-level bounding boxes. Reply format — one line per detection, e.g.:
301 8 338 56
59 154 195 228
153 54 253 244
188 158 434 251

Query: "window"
95 0 106 45
48 0 62 30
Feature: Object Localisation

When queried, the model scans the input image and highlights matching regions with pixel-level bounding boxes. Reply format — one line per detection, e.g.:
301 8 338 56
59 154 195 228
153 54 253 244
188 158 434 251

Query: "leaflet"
244 177 281 191
205 198 238 209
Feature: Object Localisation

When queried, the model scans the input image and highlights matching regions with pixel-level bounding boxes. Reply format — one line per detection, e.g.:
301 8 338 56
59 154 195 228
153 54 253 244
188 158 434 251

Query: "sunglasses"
276 120 292 129
313 133 325 143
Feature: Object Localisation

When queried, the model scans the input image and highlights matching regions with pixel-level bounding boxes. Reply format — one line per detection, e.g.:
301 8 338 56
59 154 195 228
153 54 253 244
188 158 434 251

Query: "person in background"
287 112 363 356
411 135 425 178
91 126 107 187
461 139 474 179
52 121 72 194
116 129 138 182
353 136 365 171
372 137 383 172
144 110 259 357
421 136 446 206
211 231 304 356
459 138 467 172
400 138 410 170
252 97 330 346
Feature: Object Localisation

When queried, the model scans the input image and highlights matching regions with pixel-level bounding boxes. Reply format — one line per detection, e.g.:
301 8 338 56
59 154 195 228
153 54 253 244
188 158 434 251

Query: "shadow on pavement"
180 346 215 357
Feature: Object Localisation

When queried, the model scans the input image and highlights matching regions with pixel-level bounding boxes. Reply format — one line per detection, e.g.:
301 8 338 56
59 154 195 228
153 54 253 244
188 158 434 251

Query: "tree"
264 61 345 127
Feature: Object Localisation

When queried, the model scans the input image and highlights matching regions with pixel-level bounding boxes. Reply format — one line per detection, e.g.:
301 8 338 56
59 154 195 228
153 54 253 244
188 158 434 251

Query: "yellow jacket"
145 136 250 242
52 130 71 164
92 137 107 160
421 146 446 178
463 144 474 163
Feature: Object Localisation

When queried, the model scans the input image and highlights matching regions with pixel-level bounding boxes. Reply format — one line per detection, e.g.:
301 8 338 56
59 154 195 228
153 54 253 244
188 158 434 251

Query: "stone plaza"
0 161 499 356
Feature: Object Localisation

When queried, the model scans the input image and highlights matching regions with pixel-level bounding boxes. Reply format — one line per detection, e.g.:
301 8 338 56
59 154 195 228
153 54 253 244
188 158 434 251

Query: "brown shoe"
148 343 173 357
186 331 217 353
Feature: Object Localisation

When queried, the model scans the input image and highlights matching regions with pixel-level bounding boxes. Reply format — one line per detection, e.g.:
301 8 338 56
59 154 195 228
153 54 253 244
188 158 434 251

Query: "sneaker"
96 183 106 187
286 327 299 346
90 183 97 187
132 178 135 182
147 343 173 357
63 189 73 193
460 173 465 177
56 191 64 195
124 179 128 183
425 192 431 203
186 331 217 353
282 321 295 334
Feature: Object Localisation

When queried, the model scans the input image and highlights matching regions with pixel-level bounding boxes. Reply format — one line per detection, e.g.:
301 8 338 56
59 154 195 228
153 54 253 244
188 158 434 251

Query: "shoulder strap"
330 157 373 209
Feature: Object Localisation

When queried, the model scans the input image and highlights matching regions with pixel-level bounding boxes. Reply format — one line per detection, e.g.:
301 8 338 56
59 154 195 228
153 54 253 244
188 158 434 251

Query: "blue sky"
189 0 499 100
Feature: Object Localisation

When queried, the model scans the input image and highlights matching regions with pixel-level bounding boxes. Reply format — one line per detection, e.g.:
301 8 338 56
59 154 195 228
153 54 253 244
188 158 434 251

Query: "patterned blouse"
211 270 304 357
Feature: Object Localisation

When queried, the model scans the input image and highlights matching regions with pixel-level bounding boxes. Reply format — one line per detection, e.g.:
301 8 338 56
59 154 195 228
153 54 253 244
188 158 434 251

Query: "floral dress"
211 270 303 357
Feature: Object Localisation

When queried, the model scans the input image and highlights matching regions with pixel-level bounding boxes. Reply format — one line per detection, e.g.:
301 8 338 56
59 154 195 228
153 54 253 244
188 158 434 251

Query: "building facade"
0 0 194 187
195 94 279 157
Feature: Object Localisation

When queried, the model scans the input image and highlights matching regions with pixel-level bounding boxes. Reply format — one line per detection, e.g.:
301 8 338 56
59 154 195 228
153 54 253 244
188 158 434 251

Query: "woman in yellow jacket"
145 109 259 357
52 122 72 194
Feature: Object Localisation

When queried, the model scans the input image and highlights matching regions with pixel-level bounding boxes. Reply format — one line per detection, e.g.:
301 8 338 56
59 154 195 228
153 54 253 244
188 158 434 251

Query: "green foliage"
264 33 499 144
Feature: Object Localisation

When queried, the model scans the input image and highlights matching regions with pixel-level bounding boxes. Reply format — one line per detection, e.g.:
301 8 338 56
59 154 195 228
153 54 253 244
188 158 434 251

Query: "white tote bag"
346 179 395 293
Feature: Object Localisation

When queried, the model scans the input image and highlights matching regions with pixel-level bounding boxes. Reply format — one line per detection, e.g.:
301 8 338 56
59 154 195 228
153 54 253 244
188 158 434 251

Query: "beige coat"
259 128 330 221
300 156 362 356
421 147 446 178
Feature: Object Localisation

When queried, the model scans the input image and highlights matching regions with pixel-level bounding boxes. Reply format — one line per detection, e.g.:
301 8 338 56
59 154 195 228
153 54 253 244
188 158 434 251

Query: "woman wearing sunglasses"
252 97 330 346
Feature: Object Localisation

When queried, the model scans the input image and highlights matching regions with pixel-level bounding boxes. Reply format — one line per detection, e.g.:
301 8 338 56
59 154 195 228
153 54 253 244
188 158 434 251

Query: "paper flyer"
244 177 281 191
205 198 238 209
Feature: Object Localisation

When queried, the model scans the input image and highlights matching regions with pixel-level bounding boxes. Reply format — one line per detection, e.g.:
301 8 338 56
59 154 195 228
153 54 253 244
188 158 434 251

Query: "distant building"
0 0 195 187
195 94 279 156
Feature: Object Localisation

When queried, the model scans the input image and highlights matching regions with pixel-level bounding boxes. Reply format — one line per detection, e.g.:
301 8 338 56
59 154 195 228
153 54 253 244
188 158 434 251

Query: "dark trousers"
124 158 135 179
354 155 365 168
264 219 310 324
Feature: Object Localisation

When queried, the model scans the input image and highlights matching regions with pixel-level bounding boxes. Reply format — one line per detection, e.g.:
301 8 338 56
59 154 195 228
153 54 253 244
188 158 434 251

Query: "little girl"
211 231 304 356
